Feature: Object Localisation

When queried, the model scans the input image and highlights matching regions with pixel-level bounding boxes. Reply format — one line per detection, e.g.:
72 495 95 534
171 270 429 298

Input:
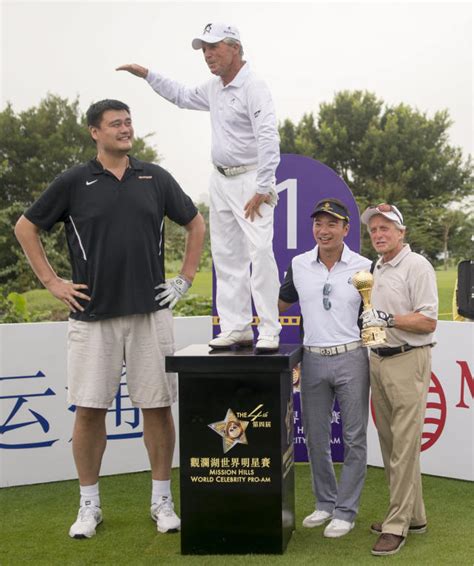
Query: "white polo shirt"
146 63 280 194
280 244 371 347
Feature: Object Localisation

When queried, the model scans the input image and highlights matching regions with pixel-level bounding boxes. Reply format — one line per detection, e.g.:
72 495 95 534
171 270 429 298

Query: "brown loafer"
371 522 427 535
371 533 406 556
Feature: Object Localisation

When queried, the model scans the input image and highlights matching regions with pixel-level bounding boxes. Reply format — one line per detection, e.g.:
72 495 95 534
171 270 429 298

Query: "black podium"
166 344 302 555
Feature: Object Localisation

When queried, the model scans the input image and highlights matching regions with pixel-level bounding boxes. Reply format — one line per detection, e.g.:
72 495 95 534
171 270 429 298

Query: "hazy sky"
1 0 472 202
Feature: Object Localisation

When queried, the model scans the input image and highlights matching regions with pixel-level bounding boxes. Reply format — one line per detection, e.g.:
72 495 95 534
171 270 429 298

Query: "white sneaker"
69 504 103 539
255 335 280 352
151 497 181 533
302 509 333 528
209 330 253 349
324 518 355 538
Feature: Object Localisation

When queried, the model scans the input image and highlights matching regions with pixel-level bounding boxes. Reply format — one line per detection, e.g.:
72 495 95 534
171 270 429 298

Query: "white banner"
1 319 472 487
367 321 474 481
0 317 212 487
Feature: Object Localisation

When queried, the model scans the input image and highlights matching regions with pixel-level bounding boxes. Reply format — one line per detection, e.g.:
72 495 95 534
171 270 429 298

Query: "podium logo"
292 363 301 391
209 408 249 454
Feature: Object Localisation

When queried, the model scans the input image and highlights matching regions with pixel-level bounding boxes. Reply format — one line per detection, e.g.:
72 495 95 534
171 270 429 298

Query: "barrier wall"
367 321 473 481
0 317 212 487
0 319 472 487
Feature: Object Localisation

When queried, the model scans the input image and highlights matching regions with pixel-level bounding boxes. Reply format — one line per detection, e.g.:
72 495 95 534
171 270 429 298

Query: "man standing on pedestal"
279 199 371 538
117 22 281 352
360 203 438 556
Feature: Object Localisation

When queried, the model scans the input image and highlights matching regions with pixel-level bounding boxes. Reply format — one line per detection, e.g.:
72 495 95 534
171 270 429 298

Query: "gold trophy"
352 271 387 347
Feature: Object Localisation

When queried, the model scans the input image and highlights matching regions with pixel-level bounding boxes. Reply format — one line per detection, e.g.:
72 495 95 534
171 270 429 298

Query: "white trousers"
209 169 281 337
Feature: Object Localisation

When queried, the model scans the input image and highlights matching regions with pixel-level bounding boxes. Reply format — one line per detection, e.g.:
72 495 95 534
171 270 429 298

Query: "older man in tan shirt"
360 203 438 557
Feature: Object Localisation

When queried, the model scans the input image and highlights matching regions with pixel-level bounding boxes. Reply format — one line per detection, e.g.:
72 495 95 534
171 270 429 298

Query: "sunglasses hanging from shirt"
323 282 332 311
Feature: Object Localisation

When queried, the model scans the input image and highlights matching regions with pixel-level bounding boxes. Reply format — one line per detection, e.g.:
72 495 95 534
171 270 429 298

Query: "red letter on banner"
456 361 473 409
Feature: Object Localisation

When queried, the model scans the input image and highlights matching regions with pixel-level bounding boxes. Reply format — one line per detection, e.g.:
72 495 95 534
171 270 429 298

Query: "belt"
304 341 362 356
215 163 258 177
371 344 418 357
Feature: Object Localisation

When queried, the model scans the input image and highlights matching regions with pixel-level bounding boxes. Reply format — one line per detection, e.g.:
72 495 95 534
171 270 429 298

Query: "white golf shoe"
69 504 103 539
324 518 355 538
151 497 181 533
255 335 280 353
208 330 254 349
302 509 333 528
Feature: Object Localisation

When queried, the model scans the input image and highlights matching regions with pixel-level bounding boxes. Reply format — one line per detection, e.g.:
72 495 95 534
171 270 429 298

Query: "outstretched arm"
116 64 210 111
14 216 90 312
116 63 149 78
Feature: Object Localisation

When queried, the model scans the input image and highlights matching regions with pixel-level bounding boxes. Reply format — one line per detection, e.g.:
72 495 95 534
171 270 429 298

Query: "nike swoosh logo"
86 180 98 186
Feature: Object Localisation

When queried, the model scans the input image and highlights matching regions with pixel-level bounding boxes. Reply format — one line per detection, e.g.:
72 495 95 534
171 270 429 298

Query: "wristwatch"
387 314 395 328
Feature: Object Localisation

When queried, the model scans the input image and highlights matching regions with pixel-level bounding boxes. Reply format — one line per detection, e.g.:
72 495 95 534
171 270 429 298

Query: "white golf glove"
154 275 191 309
264 188 278 207
360 308 394 328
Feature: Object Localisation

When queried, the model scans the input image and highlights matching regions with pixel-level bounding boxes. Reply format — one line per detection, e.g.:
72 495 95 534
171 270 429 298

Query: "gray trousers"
301 347 369 522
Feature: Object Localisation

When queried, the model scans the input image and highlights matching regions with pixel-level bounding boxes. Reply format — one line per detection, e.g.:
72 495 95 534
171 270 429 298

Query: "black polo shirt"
25 156 198 322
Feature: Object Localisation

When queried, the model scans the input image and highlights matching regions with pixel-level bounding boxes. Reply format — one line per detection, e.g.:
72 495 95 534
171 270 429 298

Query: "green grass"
23 288 69 320
176 271 211 298
1 465 472 565
435 268 457 320
22 269 455 322
21 272 213 322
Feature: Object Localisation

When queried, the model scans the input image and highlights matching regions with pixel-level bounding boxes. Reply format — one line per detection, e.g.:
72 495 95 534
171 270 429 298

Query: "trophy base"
362 327 387 347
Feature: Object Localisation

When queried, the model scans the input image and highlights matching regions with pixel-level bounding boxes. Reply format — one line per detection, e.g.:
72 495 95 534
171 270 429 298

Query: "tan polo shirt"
371 244 438 347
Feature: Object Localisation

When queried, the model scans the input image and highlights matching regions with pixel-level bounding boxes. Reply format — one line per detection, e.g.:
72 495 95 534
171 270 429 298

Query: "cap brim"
360 209 378 225
311 209 349 221
192 35 223 49
360 208 403 226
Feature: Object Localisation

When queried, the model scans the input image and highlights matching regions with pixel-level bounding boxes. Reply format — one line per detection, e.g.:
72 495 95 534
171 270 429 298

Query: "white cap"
360 204 405 228
192 22 241 50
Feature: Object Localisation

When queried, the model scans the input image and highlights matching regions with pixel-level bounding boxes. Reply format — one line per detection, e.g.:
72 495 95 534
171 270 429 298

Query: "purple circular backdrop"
212 154 362 462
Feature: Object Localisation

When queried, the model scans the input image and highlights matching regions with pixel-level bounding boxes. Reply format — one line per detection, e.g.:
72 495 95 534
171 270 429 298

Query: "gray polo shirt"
372 244 438 347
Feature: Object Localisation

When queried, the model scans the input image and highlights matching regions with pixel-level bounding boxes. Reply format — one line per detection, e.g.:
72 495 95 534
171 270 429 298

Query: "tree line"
279 90 473 263
1 91 472 310
0 94 210 299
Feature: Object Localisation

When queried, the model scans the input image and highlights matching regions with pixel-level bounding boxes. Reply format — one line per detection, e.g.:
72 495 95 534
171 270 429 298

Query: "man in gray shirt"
360 203 438 556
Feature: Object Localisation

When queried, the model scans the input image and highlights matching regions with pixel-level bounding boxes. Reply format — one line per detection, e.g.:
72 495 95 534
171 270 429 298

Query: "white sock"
152 479 171 504
80 482 100 508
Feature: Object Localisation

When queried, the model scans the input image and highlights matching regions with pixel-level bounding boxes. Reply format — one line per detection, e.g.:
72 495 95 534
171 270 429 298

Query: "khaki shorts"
67 309 176 409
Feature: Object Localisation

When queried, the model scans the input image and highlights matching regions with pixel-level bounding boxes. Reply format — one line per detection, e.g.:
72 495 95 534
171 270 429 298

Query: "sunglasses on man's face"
368 203 403 224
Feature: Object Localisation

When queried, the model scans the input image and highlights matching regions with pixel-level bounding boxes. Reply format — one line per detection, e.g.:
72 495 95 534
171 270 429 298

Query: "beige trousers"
370 346 432 536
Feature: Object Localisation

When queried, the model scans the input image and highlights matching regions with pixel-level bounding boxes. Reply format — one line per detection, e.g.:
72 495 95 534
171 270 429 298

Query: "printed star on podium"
208 408 249 454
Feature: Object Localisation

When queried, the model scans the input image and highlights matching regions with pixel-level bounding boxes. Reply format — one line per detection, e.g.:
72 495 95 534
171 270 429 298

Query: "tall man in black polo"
14 99 205 538
279 199 371 539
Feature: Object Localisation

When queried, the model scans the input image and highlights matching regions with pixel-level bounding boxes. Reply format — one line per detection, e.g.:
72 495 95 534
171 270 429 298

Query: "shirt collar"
223 62 250 88
128 155 144 171
89 158 105 175
313 243 351 265
383 244 412 267
89 155 143 175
